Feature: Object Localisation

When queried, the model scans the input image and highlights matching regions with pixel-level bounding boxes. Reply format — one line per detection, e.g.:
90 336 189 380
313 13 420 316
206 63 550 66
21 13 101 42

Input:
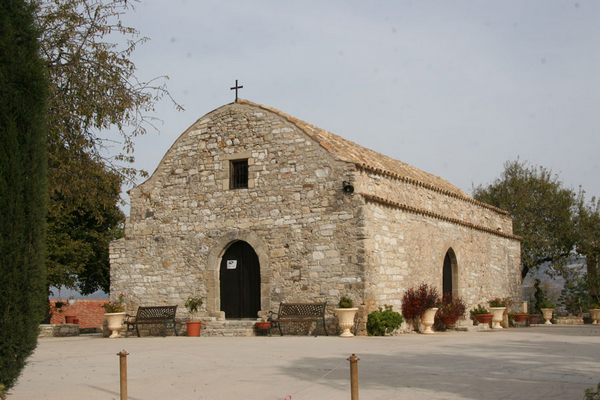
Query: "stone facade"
110 100 522 333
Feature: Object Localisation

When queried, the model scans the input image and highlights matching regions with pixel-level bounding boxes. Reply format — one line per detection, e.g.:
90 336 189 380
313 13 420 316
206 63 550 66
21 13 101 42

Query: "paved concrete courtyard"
12 325 600 399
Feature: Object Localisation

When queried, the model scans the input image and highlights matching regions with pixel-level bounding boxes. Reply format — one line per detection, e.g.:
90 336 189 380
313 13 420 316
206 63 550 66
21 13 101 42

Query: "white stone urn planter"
334 308 358 337
421 308 438 334
489 307 506 329
590 309 600 325
104 312 126 338
541 308 554 325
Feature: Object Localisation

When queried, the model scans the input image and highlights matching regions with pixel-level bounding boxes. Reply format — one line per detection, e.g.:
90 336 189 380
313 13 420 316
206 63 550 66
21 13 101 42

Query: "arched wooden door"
220 241 261 319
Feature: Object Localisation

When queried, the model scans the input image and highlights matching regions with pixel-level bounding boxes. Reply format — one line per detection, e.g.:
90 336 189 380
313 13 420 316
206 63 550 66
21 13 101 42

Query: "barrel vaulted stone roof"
238 99 470 199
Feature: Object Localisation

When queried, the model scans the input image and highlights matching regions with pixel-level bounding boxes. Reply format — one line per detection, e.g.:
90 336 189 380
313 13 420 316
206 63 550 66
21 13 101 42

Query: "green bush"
338 296 354 308
470 304 490 315
367 305 403 336
584 382 600 400
538 299 555 309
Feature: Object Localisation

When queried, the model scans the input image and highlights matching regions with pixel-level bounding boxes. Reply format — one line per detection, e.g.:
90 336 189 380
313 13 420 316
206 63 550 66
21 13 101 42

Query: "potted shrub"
185 296 203 336
401 283 440 334
438 293 466 327
334 296 358 337
528 313 541 324
511 312 529 323
366 305 403 336
539 299 555 325
488 298 508 329
470 304 493 328
532 278 557 325
255 315 271 331
103 292 127 338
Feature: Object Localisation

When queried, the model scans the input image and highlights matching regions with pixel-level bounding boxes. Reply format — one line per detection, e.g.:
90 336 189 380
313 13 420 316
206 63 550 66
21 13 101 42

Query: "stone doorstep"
102 317 337 337
201 319 258 337
115 319 260 338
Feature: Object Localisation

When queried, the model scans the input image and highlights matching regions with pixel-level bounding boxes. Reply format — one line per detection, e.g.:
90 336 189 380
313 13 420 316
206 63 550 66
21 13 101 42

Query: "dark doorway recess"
220 241 260 319
443 252 452 295
443 249 457 296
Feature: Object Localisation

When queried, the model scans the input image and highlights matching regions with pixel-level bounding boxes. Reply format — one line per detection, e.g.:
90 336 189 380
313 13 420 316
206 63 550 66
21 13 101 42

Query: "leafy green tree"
574 190 600 304
46 153 124 294
0 0 48 389
35 0 180 292
558 266 589 314
473 160 576 280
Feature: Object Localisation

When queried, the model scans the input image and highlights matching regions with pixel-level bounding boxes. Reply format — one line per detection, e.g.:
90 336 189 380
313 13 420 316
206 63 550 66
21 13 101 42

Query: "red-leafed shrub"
438 293 467 320
401 283 441 320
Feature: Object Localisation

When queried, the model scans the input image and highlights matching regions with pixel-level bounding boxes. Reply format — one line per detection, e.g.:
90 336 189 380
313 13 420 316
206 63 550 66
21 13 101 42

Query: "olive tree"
36 0 180 293
473 160 577 280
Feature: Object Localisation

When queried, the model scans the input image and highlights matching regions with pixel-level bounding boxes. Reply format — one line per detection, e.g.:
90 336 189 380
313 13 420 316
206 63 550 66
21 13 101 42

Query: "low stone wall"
39 324 79 338
554 316 584 325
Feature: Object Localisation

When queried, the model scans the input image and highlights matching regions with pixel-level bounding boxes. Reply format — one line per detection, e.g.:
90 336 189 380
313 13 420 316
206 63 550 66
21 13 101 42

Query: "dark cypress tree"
0 0 48 390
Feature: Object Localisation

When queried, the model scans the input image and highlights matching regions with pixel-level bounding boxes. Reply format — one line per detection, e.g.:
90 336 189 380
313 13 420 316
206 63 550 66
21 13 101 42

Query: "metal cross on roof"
230 80 243 102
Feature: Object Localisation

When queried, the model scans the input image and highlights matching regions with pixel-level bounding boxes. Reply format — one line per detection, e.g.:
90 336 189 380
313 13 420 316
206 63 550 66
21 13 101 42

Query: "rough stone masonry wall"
110 103 366 317
356 166 522 314
362 201 521 312
356 168 513 233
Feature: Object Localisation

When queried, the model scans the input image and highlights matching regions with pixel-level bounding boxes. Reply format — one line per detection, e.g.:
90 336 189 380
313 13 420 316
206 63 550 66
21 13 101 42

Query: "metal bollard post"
347 354 360 400
117 350 129 400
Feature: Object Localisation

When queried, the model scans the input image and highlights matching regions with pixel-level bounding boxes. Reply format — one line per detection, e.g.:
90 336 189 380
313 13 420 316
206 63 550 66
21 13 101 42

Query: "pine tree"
0 0 48 389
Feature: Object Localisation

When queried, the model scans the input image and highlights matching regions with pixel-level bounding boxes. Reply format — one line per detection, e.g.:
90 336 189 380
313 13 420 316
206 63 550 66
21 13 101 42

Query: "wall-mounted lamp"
342 181 354 194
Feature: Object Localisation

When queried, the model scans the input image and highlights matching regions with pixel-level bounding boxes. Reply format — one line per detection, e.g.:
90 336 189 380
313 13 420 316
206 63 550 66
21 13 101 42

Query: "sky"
113 0 599 213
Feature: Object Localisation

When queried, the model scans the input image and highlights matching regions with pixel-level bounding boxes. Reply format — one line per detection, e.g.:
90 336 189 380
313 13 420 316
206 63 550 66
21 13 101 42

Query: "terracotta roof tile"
239 99 468 198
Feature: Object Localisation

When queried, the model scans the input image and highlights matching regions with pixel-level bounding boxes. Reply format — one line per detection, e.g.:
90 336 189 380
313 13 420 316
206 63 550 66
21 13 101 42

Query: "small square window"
230 159 248 189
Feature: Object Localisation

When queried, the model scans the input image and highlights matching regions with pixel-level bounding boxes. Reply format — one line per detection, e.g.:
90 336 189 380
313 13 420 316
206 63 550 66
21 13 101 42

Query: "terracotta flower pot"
474 313 493 325
439 314 459 326
528 314 541 324
513 313 528 323
255 321 271 330
186 321 202 336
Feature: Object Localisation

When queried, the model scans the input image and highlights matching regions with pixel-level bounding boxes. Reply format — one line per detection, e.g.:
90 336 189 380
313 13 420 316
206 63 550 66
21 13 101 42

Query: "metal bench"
125 305 178 337
269 302 328 337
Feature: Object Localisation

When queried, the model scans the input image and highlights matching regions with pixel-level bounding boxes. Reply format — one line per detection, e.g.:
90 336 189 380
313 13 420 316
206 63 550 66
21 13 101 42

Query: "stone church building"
109 99 522 332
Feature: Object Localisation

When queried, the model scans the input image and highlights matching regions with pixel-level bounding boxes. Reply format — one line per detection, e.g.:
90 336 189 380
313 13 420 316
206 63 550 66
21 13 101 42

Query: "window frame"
229 159 249 189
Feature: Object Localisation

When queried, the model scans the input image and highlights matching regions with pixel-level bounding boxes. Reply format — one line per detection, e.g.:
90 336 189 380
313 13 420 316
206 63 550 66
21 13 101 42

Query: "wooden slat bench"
125 305 178 337
269 302 328 337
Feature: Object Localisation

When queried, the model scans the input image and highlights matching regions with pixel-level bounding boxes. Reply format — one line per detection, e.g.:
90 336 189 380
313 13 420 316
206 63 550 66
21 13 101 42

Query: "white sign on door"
227 260 237 269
